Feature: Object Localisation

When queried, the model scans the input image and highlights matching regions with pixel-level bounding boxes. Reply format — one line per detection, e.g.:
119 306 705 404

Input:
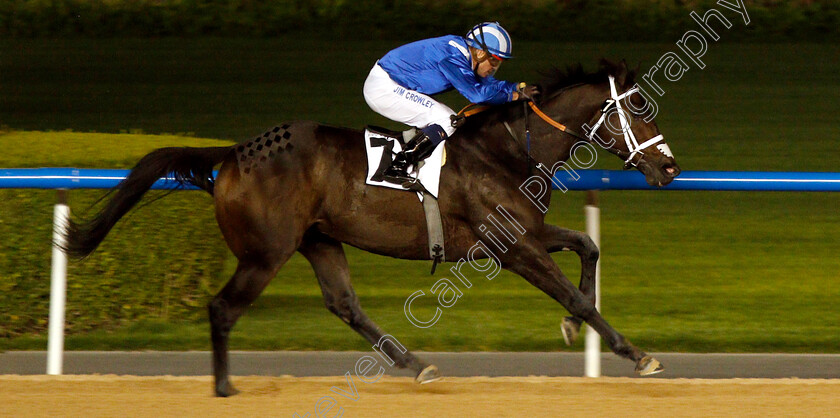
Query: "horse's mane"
459 59 635 130
538 59 637 100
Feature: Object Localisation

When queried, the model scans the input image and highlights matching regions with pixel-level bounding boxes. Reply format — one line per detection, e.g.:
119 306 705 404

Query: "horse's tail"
64 146 232 259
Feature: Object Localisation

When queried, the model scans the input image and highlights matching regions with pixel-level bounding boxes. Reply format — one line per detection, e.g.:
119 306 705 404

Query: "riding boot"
383 131 438 185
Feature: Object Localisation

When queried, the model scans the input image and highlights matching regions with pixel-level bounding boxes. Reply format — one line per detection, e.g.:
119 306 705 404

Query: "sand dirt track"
3 375 839 417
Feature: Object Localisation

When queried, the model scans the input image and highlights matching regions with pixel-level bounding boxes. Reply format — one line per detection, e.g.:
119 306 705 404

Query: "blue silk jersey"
377 35 517 105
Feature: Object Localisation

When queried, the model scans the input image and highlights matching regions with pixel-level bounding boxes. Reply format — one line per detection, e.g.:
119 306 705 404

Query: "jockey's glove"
516 82 541 102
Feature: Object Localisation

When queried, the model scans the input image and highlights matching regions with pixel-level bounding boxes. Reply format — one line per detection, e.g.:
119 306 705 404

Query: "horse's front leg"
502 236 663 375
538 224 598 345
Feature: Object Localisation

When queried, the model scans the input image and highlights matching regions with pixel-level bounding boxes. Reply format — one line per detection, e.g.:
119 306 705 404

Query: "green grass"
0 132 235 339
0 131 234 167
0 39 838 353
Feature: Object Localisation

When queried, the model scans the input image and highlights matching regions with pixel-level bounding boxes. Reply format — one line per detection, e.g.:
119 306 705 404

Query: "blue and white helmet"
465 22 513 60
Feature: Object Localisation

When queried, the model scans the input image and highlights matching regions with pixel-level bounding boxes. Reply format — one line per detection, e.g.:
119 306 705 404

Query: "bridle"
491 75 673 170
583 75 672 168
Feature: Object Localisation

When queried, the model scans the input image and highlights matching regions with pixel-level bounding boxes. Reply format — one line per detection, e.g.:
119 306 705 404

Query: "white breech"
363 63 457 137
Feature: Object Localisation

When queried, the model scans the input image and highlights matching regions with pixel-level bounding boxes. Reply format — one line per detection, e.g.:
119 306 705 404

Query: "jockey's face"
472 49 502 78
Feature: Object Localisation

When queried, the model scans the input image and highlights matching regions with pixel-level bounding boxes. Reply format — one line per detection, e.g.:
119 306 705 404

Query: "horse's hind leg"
298 230 439 383
208 254 289 397
539 224 599 345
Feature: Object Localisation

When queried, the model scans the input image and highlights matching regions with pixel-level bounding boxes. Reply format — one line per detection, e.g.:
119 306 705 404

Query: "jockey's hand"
450 113 466 128
516 82 541 102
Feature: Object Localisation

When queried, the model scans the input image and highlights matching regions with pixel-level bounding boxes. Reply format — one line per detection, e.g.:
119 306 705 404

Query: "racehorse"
64 59 680 396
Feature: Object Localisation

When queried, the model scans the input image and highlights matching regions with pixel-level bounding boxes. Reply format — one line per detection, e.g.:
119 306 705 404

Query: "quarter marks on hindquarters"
236 124 294 174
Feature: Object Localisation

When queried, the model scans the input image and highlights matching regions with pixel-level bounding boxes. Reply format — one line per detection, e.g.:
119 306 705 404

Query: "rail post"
584 190 601 377
47 189 69 375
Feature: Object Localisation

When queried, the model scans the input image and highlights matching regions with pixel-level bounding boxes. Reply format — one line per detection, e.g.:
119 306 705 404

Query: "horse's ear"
616 59 629 86
627 61 642 87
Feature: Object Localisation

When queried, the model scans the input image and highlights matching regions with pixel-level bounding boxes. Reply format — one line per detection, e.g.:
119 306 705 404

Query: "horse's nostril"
663 163 680 177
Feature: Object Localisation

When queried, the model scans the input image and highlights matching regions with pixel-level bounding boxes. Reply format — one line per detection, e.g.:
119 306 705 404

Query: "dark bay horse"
65 60 680 396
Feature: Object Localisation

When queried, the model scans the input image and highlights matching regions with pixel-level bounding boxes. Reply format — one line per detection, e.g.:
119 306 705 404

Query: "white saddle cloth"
364 129 445 200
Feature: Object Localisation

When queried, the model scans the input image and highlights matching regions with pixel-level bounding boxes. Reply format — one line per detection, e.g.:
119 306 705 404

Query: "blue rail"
2 167 840 192
0 168 201 190
556 170 840 192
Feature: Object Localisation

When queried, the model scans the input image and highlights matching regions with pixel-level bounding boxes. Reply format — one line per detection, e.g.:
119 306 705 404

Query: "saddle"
363 126 446 273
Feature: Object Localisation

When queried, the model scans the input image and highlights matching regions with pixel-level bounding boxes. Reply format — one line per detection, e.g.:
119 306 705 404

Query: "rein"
458 104 540 170
524 97 630 165
527 101 590 144
457 102 595 171
457 103 491 118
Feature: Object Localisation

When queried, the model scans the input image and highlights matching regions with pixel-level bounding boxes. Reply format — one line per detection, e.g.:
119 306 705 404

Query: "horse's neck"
447 86 603 180
451 112 534 177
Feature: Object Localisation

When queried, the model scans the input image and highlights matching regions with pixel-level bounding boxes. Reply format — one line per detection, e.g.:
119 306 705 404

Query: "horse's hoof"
635 356 664 376
215 382 240 397
561 316 580 346
415 365 442 384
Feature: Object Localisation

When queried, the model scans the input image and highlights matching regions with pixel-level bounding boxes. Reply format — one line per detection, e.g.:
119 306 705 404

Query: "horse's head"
537 60 681 186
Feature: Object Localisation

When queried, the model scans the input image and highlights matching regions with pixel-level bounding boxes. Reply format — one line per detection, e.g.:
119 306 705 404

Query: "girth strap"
421 191 445 274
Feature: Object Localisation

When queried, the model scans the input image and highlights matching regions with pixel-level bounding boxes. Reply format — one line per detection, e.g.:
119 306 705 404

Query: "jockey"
364 22 540 184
